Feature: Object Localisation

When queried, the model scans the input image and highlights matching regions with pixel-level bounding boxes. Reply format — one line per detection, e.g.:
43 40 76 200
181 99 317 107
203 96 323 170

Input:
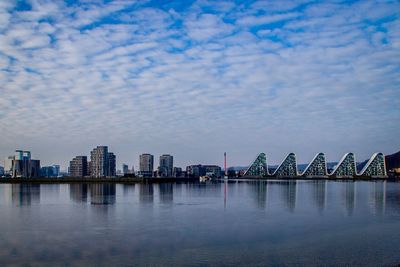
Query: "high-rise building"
159 154 173 177
139 154 154 177
69 156 88 177
108 152 116 177
89 146 116 178
0 166 4 176
4 156 14 175
122 164 129 175
11 150 40 178
88 161 92 177
90 146 109 178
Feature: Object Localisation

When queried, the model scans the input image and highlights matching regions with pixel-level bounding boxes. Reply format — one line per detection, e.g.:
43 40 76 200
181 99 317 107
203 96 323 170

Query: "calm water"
0 180 400 266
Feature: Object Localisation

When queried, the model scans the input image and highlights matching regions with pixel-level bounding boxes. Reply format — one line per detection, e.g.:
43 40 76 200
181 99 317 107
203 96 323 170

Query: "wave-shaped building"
243 152 387 178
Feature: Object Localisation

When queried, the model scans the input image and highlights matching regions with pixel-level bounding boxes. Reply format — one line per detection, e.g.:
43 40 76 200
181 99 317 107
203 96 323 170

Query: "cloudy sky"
0 0 399 170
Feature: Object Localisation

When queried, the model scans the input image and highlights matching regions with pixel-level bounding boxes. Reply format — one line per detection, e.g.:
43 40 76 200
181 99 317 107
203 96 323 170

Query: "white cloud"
0 0 399 169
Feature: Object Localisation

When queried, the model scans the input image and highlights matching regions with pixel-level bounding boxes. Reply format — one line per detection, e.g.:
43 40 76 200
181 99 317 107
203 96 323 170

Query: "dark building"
186 165 221 178
41 165 60 178
122 164 129 175
69 156 88 177
173 167 183 177
108 152 116 177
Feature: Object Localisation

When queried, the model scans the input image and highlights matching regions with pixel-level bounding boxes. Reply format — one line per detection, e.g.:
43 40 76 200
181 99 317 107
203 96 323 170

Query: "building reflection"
247 181 268 209
278 181 297 212
0 185 12 205
185 182 220 198
369 181 386 215
123 184 135 197
139 184 154 203
311 181 326 213
11 184 40 206
385 182 400 211
90 184 116 205
342 181 356 216
159 183 173 203
69 184 88 203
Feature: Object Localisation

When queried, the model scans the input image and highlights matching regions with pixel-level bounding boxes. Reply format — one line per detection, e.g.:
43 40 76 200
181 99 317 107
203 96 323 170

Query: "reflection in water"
248 181 268 209
0 182 400 266
369 181 386 215
159 183 173 203
90 184 116 205
311 181 326 213
342 182 356 216
69 184 88 203
186 182 220 198
139 184 154 203
11 184 40 206
123 184 135 197
278 181 297 212
224 180 227 209
385 182 400 212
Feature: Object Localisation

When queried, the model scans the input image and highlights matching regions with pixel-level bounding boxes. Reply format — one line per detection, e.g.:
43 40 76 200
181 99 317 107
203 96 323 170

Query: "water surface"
0 180 399 266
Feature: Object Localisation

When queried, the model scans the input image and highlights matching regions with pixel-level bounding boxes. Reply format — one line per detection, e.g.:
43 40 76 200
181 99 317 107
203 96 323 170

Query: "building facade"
11 150 40 178
139 154 154 177
186 165 222 178
4 156 14 175
108 152 116 177
173 167 183 177
90 146 108 178
159 154 173 177
41 165 60 178
122 164 129 175
69 156 88 177
89 146 116 178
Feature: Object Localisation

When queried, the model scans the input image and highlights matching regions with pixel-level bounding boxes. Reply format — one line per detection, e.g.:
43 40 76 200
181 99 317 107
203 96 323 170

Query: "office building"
173 167 182 177
11 150 40 178
122 164 129 175
0 166 4 176
41 165 60 178
139 154 154 177
186 165 222 178
69 156 88 177
89 146 116 178
90 146 108 178
88 161 92 177
159 154 173 177
4 156 14 175
108 152 116 177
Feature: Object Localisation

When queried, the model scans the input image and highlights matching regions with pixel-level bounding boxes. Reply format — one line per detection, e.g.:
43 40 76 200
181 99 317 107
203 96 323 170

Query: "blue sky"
0 0 399 170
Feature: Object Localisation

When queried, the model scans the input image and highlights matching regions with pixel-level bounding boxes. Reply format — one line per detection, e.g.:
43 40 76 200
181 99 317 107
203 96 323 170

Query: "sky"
0 0 399 170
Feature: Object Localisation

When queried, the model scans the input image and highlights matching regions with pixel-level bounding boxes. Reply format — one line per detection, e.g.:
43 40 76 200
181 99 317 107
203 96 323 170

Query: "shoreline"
0 176 398 184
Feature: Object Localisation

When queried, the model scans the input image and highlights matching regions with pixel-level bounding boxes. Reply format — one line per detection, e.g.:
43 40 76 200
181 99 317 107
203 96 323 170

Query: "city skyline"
0 0 399 169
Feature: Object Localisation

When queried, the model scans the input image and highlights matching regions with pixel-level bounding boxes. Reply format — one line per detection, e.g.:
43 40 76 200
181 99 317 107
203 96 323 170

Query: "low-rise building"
186 165 222 178
41 165 60 177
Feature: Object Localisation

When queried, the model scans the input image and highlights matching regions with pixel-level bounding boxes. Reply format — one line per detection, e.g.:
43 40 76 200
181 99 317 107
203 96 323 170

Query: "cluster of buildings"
69 146 116 178
2 150 61 178
4 147 388 179
68 146 221 178
1 146 223 179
